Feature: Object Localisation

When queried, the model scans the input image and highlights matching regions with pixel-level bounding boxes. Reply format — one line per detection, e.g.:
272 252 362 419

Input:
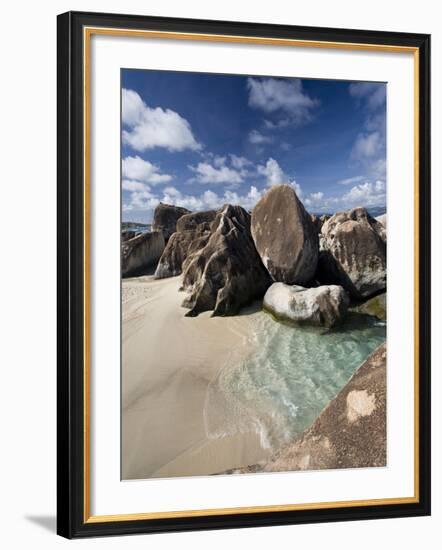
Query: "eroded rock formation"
122 231 165 278
176 210 217 232
151 202 190 240
154 211 216 279
181 204 271 316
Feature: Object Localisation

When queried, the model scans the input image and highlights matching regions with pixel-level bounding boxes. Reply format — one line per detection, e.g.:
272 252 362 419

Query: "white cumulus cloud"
341 180 386 209
122 179 149 192
256 158 305 200
247 77 319 124
349 82 386 110
350 131 386 180
349 82 386 181
123 188 159 212
122 177 386 219
229 154 252 170
337 175 365 186
122 155 172 184
188 154 253 186
302 179 385 213
257 157 291 187
310 191 324 202
248 129 273 145
351 132 383 161
122 89 201 152
123 185 266 217
189 160 244 185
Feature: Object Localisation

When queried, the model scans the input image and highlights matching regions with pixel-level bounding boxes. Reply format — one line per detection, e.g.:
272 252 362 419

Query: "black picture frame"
57 10 431 539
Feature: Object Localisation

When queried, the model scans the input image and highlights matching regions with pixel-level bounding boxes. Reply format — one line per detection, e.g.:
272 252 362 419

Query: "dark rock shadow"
233 299 263 317
316 249 359 299
25 515 56 533
121 263 157 278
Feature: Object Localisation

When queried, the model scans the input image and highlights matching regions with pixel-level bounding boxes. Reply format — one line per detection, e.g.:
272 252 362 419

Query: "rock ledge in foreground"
223 342 386 474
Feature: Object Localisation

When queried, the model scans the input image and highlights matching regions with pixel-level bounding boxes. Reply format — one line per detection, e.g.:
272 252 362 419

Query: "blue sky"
121 69 386 223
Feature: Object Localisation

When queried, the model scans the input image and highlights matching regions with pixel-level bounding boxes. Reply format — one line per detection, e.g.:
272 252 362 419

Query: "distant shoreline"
121 206 386 229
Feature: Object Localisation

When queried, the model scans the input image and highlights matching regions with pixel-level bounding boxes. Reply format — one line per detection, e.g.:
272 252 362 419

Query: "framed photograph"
57 11 431 538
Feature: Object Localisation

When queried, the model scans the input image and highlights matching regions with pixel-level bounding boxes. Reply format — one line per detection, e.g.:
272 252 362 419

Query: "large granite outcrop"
263 283 349 328
151 202 190 240
121 231 165 278
251 184 318 285
263 342 386 472
181 204 271 316
318 207 386 299
154 212 216 279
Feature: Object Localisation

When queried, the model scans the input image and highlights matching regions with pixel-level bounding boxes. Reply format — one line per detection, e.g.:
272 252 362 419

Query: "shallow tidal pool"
204 311 386 455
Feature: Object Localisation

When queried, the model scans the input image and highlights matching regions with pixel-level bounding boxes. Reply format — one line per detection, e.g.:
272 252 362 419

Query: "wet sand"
122 276 270 480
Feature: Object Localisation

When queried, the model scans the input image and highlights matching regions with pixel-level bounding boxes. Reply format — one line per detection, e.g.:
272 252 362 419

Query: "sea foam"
203 311 386 454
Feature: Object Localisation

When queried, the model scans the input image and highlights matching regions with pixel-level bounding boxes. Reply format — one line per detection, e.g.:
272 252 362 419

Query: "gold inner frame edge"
82 26 420 524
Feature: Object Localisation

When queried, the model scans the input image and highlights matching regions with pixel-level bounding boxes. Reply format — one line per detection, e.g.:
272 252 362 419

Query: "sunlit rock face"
154 211 217 279
263 282 349 328
181 204 271 317
251 184 319 286
152 202 190 240
318 207 386 299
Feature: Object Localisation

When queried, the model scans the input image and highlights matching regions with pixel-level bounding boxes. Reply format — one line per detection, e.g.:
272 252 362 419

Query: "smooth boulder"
181 204 271 316
122 231 165 277
318 207 386 299
151 202 190 240
251 184 318 285
263 282 349 328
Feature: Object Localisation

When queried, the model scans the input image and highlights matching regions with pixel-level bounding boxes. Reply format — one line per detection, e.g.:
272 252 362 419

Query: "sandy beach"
122 275 271 479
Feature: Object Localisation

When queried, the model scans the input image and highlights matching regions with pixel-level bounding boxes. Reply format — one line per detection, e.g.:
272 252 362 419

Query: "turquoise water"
204 312 386 453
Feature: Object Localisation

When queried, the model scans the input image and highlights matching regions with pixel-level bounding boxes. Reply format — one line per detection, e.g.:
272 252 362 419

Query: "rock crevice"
181 204 271 316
